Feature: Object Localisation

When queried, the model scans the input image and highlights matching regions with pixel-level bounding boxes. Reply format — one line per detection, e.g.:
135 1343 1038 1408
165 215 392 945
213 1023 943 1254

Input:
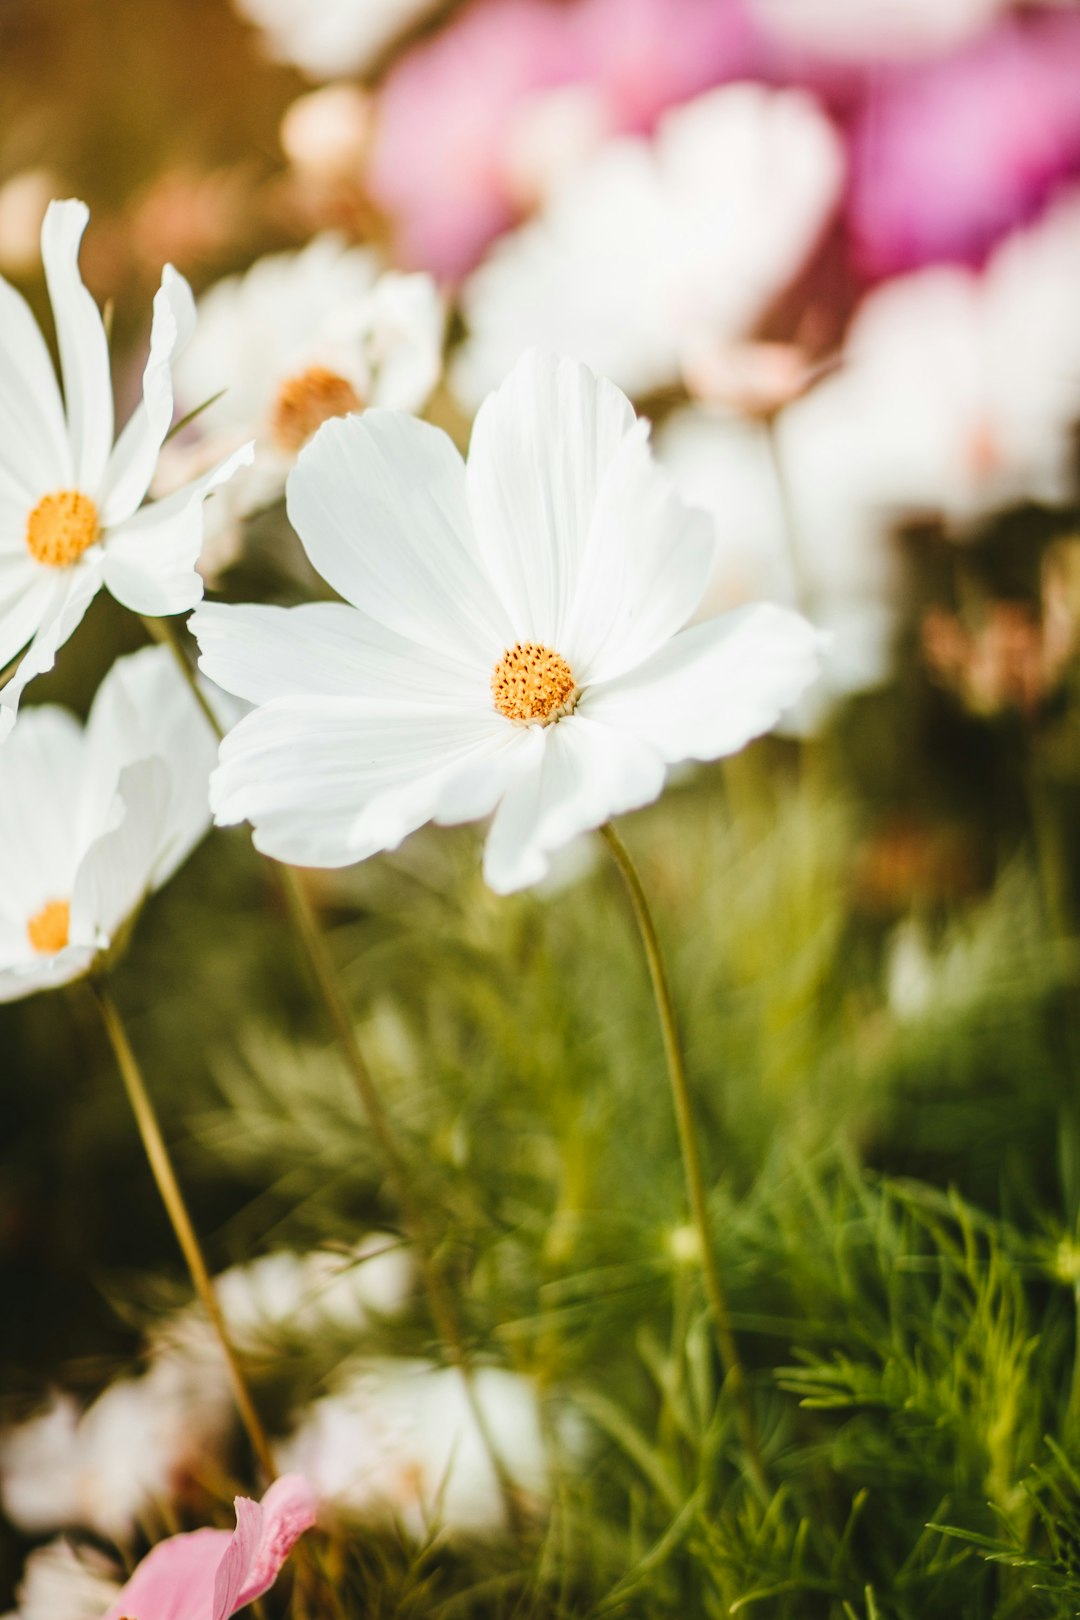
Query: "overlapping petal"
0 560 105 740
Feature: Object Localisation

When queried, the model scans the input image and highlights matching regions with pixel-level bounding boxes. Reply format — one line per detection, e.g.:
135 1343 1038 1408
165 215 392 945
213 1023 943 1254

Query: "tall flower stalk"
599 822 766 1493
90 980 277 1482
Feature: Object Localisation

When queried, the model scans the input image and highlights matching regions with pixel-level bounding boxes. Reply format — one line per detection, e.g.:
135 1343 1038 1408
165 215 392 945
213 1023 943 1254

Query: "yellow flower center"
491 641 577 724
269 365 362 454
25 490 100 569
26 898 70 955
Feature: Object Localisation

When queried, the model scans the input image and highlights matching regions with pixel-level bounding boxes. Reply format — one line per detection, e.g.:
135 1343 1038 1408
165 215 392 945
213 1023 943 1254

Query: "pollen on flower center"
269 365 363 453
25 490 99 568
491 641 577 723
26 898 70 955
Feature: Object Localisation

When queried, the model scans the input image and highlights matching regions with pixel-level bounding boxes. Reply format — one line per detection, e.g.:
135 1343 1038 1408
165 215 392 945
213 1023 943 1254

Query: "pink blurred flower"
367 0 759 279
100 1476 315 1620
848 11 1080 277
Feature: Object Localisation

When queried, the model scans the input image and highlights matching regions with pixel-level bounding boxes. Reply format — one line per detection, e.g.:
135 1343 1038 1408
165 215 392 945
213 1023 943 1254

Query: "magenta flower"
100 1476 315 1620
366 0 758 279
847 11 1080 277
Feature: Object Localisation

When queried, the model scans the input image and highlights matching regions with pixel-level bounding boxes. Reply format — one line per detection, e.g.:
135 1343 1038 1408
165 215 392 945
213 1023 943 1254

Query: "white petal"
191 600 487 709
211 697 519 868
465 350 636 649
100 266 197 527
101 441 254 616
0 943 98 1004
363 271 444 414
79 644 216 890
583 603 823 763
41 201 113 492
482 716 666 894
70 758 171 943
0 560 104 739
286 411 512 666
562 418 715 683
0 562 61 671
0 705 84 923
0 270 70 498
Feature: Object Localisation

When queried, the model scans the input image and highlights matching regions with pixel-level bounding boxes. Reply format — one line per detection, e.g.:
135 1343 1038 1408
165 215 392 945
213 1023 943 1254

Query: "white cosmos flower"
453 85 844 407
0 199 251 735
746 0 1008 61
3 1539 121 1620
233 0 440 79
0 1353 233 1543
278 1360 550 1537
0 644 217 1003
191 351 822 894
811 191 1080 532
165 236 443 577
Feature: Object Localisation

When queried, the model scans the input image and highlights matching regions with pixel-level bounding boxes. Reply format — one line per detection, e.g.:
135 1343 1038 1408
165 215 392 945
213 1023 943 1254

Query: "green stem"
599 821 766 1493
91 980 276 1482
146 612 522 1528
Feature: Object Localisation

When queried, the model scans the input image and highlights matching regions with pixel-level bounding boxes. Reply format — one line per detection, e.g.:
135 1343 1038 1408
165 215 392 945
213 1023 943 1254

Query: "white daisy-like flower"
191 351 822 894
452 85 844 407
232 0 440 79
3 1539 122 1620
278 1359 550 1537
809 190 1080 532
165 236 444 577
0 644 218 1003
0 199 251 735
746 0 1008 62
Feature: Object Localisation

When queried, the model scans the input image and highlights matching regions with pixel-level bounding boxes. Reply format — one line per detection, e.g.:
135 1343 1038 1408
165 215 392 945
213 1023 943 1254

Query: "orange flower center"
269 365 362 453
491 641 577 724
26 898 70 955
26 490 100 569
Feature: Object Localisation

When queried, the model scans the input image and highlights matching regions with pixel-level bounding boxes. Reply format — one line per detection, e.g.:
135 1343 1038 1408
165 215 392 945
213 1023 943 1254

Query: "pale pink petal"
213 1475 317 1620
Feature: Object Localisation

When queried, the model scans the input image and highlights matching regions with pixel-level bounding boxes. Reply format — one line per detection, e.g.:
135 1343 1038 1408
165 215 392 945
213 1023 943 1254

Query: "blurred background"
4 1 1080 1615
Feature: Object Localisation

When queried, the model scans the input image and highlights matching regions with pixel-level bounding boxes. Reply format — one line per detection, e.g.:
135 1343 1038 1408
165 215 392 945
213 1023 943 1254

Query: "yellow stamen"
269 365 362 453
27 898 70 955
491 641 577 724
26 490 99 569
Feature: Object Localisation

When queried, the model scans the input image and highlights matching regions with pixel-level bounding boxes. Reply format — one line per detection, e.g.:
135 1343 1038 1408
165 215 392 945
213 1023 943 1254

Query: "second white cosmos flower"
192 351 822 894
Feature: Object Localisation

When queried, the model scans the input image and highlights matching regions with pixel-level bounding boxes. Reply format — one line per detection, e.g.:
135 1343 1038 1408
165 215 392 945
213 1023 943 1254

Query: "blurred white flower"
165 236 443 578
0 170 58 276
0 645 218 1003
3 1539 121 1620
0 1351 233 1543
279 1360 549 1537
657 399 900 728
814 191 1080 532
0 199 250 733
453 85 844 406
233 0 440 79
747 0 1008 62
192 351 821 893
280 85 372 178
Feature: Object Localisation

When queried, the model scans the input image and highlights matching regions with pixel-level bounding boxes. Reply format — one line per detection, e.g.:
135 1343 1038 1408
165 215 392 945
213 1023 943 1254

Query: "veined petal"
482 715 666 894
465 350 636 649
213 1476 316 1620
101 266 198 527
211 697 519 868
0 943 99 1005
101 1529 231 1620
0 559 104 739
563 419 716 684
191 600 488 710
101 441 254 616
69 757 172 944
286 411 512 666
582 603 824 763
41 201 113 493
0 271 71 498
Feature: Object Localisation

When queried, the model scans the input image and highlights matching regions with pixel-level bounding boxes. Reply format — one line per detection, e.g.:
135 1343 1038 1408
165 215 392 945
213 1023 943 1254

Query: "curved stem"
599 821 766 1493
91 980 276 1482
145 613 522 1528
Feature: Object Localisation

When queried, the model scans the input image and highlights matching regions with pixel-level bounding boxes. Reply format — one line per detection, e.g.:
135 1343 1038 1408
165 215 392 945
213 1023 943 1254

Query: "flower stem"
90 979 277 1482
599 821 766 1493
145 612 523 1528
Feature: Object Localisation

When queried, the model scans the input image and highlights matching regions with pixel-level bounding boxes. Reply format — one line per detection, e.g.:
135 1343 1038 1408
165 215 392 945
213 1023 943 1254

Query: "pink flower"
100 1476 315 1620
847 11 1080 277
366 0 759 279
